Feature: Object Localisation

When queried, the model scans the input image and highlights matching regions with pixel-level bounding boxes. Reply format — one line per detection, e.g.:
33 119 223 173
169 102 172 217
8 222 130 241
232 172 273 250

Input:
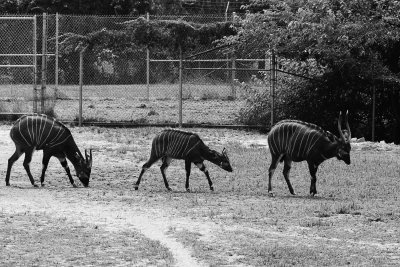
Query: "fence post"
78 47 86 127
33 15 38 113
178 46 183 127
372 85 376 142
231 55 236 99
270 50 277 126
41 13 48 114
146 12 150 101
55 13 59 98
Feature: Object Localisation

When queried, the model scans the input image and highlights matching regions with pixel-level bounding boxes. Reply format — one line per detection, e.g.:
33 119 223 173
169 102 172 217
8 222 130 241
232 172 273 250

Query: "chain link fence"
0 13 276 127
0 16 37 118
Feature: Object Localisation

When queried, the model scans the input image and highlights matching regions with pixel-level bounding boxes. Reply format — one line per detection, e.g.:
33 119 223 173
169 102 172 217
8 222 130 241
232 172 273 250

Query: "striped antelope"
134 129 233 192
6 114 93 187
267 111 351 196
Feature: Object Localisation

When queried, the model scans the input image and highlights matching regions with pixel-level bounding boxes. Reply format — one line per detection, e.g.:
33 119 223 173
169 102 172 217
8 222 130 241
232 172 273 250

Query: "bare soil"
0 125 399 266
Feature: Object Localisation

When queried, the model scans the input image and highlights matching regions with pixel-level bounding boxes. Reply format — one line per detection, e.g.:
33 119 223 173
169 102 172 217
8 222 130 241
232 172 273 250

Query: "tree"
0 0 20 13
225 0 400 142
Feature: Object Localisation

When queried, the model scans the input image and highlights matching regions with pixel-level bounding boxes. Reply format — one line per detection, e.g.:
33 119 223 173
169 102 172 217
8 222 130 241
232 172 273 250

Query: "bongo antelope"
6 114 93 187
267 111 351 196
134 129 233 192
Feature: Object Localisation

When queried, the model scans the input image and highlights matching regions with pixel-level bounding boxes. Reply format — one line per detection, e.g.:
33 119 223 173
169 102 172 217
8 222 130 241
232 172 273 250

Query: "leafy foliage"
59 18 236 54
230 0 400 142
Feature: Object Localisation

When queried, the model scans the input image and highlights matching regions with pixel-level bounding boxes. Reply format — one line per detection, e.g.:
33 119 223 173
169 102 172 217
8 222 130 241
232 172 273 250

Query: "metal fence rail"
0 13 276 128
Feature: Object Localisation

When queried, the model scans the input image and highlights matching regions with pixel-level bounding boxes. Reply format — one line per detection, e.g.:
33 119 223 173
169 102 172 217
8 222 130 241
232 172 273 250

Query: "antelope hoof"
6 183 10 186
210 186 214 191
186 188 191 193
134 185 139 190
268 191 275 197
167 187 172 191
72 183 78 188
33 184 39 188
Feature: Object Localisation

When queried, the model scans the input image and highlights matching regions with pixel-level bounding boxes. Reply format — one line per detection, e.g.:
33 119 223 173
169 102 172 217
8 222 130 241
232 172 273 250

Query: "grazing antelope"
267 111 351 196
134 129 233 192
6 114 93 187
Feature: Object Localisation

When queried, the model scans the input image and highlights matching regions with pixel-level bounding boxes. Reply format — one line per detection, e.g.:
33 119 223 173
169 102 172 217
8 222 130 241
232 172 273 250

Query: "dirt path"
2 124 400 266
1 186 210 267
0 124 210 267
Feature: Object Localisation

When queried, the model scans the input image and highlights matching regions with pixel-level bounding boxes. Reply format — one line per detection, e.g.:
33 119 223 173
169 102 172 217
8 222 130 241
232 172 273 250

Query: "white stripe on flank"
320 153 328 160
153 135 159 158
289 128 301 158
48 127 68 147
167 131 177 156
26 116 33 144
38 116 45 147
30 116 35 143
172 133 186 157
171 132 183 157
34 115 38 145
279 124 285 152
285 124 291 153
185 140 201 156
182 135 192 156
170 131 181 156
47 127 63 145
39 120 55 148
157 133 162 158
38 115 44 145
297 126 307 159
269 129 279 155
48 134 71 148
267 132 275 155
18 119 30 146
303 131 312 158
166 131 173 157
162 131 168 158
306 131 320 156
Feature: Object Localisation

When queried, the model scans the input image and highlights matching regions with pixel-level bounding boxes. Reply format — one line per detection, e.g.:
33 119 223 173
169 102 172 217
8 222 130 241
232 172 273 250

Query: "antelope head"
336 111 351 165
211 147 233 172
76 149 93 187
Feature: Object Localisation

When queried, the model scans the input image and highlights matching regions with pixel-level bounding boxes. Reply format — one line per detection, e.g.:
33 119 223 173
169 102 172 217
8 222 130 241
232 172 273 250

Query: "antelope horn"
337 111 346 141
345 110 351 141
88 149 93 168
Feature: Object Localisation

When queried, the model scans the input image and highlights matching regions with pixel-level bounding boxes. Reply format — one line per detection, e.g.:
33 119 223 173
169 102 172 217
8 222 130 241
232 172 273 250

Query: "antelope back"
151 129 202 159
10 114 72 149
268 120 328 161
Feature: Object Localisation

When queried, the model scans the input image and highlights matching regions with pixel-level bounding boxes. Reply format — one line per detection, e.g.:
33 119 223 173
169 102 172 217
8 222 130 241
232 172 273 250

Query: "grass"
2 126 400 266
0 210 174 266
0 84 245 124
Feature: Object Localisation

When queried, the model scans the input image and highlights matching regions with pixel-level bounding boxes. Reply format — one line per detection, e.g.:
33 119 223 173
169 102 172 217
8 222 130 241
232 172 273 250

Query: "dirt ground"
0 124 399 266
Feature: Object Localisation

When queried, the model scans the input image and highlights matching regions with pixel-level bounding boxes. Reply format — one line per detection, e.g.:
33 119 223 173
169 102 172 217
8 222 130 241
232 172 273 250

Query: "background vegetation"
0 0 248 15
223 0 400 143
1 0 400 143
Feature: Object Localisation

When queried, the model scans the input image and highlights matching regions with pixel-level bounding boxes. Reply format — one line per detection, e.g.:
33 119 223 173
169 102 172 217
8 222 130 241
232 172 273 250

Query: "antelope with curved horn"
6 114 93 187
267 111 351 196
134 129 233 192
